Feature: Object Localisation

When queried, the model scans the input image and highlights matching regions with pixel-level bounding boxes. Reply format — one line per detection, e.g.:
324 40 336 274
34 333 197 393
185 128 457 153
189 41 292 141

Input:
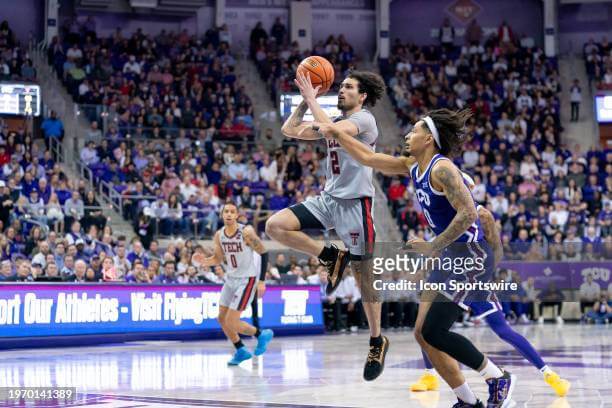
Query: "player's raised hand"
294 70 321 102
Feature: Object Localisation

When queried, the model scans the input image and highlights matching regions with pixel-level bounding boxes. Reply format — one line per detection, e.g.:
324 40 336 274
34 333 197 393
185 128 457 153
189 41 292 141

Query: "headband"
423 116 441 149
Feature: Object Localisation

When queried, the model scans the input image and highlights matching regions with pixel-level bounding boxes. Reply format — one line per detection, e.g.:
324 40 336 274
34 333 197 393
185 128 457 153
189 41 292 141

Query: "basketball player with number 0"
193 202 274 366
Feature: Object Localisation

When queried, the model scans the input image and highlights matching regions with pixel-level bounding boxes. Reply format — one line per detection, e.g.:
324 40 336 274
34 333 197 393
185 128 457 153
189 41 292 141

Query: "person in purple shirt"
21 172 37 197
154 261 178 284
37 178 52 204
268 186 290 211
127 240 150 268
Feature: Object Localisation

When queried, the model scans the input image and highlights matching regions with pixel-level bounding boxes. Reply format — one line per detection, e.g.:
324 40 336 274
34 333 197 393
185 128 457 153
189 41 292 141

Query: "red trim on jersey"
361 197 375 255
238 277 256 311
223 224 241 239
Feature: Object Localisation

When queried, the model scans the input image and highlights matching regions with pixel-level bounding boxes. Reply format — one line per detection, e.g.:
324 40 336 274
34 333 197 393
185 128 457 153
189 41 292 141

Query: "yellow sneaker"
410 372 439 392
544 371 571 397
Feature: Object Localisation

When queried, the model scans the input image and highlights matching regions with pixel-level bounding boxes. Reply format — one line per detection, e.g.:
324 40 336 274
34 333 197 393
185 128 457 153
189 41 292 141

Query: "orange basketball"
297 56 335 96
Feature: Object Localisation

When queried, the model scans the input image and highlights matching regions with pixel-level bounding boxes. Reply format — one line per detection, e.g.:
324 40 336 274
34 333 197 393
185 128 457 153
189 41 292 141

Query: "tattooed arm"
280 101 322 140
478 206 503 265
429 160 478 252
243 225 267 255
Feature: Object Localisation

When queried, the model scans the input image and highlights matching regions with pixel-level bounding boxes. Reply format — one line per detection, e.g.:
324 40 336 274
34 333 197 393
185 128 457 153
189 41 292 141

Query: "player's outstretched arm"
429 161 478 252
478 206 503 265
243 225 269 295
315 122 413 174
193 231 224 267
280 100 322 140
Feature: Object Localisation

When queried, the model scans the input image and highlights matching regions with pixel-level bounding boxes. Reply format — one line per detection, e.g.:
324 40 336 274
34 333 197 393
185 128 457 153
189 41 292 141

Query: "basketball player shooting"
315 110 517 407
193 202 273 366
265 68 390 381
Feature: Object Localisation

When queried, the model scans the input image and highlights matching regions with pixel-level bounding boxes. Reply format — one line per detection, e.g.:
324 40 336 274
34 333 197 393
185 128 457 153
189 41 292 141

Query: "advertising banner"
0 284 324 340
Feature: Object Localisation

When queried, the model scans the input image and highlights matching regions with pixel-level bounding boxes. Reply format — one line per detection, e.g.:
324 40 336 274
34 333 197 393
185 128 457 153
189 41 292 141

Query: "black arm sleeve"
259 252 268 281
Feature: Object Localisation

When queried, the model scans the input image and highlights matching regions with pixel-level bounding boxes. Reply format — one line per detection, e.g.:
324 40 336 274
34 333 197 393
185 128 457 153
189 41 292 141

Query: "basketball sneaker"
544 371 570 397
254 329 274 356
485 370 516 408
363 336 389 381
323 244 350 295
453 400 485 408
227 347 252 366
410 371 440 392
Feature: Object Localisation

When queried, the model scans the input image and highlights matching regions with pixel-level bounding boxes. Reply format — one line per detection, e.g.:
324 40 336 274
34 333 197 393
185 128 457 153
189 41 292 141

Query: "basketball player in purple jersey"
409 173 569 398
315 109 514 408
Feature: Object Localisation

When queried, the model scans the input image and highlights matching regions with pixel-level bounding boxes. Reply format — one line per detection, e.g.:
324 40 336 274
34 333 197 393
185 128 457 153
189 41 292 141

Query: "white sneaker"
350 326 358 333
556 316 564 325
519 314 530 324
538 316 544 324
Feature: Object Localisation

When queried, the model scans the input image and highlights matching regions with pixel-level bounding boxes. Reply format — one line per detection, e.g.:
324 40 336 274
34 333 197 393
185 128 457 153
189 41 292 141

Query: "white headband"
423 116 441 149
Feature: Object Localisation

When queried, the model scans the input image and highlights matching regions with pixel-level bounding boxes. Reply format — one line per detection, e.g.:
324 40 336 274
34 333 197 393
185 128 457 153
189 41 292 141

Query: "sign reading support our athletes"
0 284 324 345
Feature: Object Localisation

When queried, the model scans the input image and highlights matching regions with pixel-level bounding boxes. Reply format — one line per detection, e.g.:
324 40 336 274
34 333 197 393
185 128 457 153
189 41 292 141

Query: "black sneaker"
363 336 389 381
453 400 485 408
323 245 350 295
486 370 516 408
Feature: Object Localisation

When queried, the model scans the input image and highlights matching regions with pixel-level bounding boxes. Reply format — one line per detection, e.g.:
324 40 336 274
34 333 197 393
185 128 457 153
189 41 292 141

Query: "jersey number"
230 254 237 268
422 209 436 228
330 151 340 175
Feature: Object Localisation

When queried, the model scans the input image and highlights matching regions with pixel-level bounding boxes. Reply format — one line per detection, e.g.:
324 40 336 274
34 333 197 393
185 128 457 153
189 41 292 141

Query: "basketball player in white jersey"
194 202 273 365
266 69 389 381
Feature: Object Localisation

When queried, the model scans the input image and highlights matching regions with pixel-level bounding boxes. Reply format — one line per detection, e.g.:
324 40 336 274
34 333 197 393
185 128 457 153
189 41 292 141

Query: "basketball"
297 56 335 95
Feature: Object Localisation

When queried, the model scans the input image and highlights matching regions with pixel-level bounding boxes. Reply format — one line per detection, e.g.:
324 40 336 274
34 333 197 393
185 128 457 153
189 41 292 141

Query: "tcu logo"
350 232 360 246
415 189 430 206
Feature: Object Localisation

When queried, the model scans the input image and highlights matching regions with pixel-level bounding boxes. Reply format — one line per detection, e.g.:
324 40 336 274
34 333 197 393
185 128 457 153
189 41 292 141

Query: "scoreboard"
279 93 340 121
0 83 41 117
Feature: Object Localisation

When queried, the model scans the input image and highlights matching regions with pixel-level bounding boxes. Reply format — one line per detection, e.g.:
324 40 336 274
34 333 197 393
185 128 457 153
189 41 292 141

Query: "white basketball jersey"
324 109 377 199
219 224 257 278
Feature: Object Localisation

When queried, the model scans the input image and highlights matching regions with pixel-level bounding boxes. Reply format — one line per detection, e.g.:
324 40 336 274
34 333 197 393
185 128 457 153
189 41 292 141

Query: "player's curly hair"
421 108 472 158
347 70 386 107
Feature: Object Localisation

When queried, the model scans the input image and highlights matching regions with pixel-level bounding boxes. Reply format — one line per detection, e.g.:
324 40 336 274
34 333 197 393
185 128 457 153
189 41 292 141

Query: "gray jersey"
219 224 257 278
324 109 377 199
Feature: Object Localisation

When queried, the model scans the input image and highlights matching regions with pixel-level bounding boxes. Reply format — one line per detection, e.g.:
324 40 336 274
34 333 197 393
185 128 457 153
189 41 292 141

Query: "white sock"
453 382 478 405
479 359 504 380
540 365 551 375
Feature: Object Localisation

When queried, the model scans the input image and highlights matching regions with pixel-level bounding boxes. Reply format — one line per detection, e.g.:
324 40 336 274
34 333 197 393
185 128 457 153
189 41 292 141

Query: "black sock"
233 340 244 350
370 335 383 347
319 245 338 263
254 328 261 338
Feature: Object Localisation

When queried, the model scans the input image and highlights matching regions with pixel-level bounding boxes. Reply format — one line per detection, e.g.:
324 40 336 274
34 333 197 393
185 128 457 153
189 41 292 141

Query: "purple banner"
499 262 611 290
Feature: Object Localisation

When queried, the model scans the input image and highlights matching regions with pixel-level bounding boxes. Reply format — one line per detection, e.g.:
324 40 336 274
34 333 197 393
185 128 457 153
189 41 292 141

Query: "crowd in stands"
250 18 357 103
584 37 612 89
0 20 36 81
47 19 255 140
77 124 330 241
377 19 611 262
